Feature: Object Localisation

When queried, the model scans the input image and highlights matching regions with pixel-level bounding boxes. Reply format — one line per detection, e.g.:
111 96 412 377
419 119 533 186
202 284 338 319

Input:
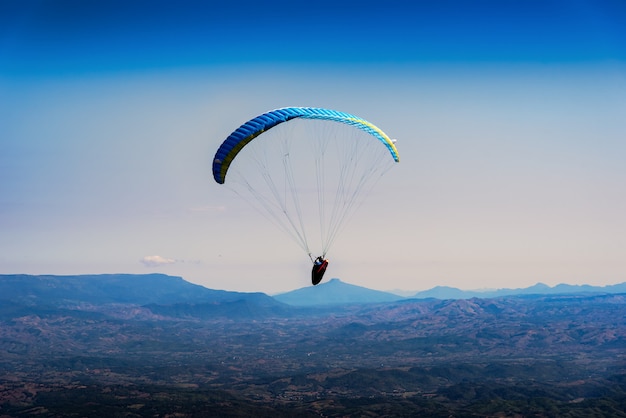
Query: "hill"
274 278 405 306
0 273 288 319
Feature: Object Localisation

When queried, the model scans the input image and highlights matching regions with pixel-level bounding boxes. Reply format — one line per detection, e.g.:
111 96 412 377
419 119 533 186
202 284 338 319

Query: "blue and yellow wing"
212 107 399 184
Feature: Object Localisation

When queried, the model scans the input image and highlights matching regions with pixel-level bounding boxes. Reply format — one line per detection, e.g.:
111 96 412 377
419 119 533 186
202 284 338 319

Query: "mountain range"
408 281 626 300
274 277 626 306
1 274 625 311
0 273 275 305
1 273 624 416
0 273 289 320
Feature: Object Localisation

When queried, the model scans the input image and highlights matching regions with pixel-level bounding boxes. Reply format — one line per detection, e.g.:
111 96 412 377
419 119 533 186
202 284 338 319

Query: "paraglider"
213 107 399 285
312 256 329 285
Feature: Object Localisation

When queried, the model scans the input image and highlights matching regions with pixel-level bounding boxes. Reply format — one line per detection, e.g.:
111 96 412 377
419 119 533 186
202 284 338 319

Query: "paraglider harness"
311 256 329 286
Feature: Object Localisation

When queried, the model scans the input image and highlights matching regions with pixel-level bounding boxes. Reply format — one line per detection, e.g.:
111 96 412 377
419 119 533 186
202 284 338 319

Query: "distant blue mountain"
274 278 404 306
0 274 275 306
409 286 476 300
274 279 626 307
410 282 626 300
2 274 624 313
0 274 294 320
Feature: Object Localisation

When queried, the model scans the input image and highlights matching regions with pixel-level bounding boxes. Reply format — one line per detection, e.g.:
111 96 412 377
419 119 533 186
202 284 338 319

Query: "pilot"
311 256 329 285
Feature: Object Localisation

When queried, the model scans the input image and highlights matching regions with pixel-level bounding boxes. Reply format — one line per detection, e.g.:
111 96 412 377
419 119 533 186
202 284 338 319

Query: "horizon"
2 0 625 294
2 273 624 298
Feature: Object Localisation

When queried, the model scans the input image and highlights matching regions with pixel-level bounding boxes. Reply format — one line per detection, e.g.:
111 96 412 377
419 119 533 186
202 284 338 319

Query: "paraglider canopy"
213 107 399 185
213 107 399 286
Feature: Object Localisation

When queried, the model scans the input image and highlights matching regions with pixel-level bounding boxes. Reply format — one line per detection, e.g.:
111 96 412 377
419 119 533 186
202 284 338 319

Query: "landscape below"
0 274 624 417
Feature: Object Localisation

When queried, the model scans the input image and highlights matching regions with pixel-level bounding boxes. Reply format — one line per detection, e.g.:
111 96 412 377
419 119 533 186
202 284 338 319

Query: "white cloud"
140 255 177 267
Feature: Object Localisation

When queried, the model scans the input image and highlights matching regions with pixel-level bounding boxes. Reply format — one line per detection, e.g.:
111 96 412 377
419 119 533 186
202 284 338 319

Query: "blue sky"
2 0 625 72
1 0 625 293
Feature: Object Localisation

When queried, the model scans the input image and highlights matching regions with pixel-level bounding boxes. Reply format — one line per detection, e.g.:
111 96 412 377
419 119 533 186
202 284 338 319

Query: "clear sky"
1 0 625 293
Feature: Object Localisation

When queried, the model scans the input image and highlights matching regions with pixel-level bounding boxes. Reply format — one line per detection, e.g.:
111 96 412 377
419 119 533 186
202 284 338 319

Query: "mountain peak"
274 278 403 306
